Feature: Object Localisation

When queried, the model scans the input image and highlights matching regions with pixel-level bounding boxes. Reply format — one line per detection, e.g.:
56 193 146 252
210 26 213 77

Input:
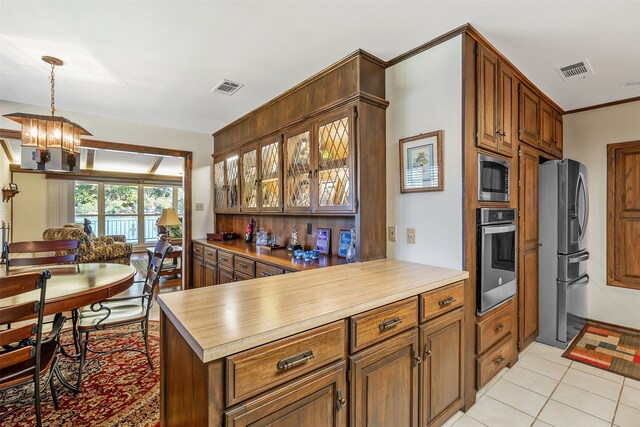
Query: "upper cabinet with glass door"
213 152 241 212
283 107 355 213
238 136 282 213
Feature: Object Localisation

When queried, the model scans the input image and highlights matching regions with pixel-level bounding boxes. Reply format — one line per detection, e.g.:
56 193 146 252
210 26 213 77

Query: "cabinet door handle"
336 389 347 412
494 355 505 365
205 251 213 256
378 316 403 331
413 350 422 366
438 296 456 307
277 350 314 370
494 323 505 333
314 168 318 178
262 271 273 277
238 262 248 269
425 349 432 357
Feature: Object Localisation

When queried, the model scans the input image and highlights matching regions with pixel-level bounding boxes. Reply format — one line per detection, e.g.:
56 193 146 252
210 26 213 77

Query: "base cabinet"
225 361 348 427
420 308 464 427
349 328 420 427
204 261 216 287
218 267 234 284
192 256 204 288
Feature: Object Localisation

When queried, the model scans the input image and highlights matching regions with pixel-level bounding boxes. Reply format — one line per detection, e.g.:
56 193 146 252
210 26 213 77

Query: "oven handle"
482 224 517 235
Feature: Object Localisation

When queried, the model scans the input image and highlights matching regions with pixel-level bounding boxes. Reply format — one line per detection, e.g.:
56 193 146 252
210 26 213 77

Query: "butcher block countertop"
158 258 468 363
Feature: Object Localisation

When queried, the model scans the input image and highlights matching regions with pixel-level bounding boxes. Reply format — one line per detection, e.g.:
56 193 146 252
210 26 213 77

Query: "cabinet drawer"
234 272 253 282
226 320 346 406
477 300 513 354
217 250 234 269
234 256 255 277
256 262 285 278
420 281 465 322
192 242 204 257
350 297 418 353
203 246 217 264
476 333 512 389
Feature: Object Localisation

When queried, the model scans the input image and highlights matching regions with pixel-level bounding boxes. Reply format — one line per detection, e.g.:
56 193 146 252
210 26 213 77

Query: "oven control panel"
477 208 517 225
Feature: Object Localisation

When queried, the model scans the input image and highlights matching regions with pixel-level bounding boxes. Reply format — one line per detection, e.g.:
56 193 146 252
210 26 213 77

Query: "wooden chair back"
4 239 80 272
0 270 50 385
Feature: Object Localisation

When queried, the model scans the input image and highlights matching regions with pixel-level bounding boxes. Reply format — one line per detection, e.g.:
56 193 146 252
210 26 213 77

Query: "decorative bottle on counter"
346 225 357 263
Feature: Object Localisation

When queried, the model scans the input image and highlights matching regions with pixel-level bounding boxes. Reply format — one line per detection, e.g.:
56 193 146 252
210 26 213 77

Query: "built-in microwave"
478 154 510 202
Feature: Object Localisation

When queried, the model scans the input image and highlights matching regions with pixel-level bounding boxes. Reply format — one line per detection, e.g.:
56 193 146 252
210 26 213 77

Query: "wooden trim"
212 49 385 138
565 96 640 115
183 152 192 289
85 149 96 170
10 164 181 184
80 138 192 158
148 156 163 174
0 129 21 140
386 24 470 67
0 139 16 164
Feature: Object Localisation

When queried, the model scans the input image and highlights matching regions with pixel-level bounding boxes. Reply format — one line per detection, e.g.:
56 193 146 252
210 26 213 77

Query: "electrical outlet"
195 203 204 211
388 226 396 242
407 228 416 244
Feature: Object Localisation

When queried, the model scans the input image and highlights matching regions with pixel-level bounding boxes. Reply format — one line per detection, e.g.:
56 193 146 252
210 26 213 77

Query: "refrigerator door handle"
576 172 589 242
568 252 590 263
567 273 590 287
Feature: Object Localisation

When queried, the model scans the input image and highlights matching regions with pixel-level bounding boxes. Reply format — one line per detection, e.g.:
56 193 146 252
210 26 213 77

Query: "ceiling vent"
556 60 594 82
212 79 244 96
621 79 640 88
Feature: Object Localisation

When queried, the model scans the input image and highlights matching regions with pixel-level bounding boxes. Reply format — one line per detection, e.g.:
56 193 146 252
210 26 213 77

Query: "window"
74 181 183 246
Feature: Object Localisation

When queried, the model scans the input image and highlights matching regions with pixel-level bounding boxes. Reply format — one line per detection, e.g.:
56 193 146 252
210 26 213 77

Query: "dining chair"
4 240 80 272
74 240 172 390
0 270 66 426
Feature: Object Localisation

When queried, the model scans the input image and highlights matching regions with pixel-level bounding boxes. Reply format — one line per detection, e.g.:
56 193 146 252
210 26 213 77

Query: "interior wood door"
607 140 640 289
350 328 419 427
225 361 347 427
518 144 540 349
539 101 555 154
192 256 204 288
420 308 464 427
518 84 540 147
476 45 499 153
497 62 517 157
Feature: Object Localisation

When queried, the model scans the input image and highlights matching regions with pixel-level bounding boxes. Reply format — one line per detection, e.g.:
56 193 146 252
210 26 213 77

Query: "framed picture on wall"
399 130 444 193
316 228 331 255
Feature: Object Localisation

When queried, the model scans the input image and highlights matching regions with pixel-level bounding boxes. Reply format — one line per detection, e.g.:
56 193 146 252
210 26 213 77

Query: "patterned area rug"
563 322 640 381
131 258 150 279
0 322 160 426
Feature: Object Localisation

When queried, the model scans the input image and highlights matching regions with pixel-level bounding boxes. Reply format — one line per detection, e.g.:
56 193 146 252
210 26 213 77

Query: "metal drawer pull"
494 323 505 333
205 251 212 256
220 256 228 262
439 296 456 307
277 350 314 371
378 316 403 331
262 272 273 277
238 262 248 269
494 355 505 365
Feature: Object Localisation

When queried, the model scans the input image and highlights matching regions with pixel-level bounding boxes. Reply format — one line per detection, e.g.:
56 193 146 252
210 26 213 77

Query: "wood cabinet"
284 107 355 214
476 45 516 157
225 361 348 427
204 261 216 287
192 254 204 288
239 135 283 214
518 84 540 147
214 152 241 212
218 267 234 284
553 112 563 157
420 308 464 427
518 144 540 349
350 328 420 427
540 101 555 153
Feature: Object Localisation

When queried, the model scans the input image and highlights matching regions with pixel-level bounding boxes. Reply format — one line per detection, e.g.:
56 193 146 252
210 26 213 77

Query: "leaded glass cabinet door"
225 153 240 212
214 159 225 210
241 147 258 212
315 109 354 212
259 138 282 212
284 126 313 212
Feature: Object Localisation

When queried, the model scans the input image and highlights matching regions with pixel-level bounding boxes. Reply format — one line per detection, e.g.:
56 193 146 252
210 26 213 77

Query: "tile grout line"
610 378 626 427
532 359 571 426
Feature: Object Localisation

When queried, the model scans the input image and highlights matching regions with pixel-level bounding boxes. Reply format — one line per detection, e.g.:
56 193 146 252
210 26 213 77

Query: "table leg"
58 309 81 360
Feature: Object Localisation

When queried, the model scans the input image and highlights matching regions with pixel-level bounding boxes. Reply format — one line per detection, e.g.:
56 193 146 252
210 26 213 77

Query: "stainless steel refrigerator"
537 159 590 349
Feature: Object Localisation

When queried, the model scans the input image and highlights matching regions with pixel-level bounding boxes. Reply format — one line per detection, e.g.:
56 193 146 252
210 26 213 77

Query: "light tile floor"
443 341 640 427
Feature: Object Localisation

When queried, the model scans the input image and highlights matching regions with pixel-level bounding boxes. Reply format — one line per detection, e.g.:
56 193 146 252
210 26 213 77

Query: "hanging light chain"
50 61 56 116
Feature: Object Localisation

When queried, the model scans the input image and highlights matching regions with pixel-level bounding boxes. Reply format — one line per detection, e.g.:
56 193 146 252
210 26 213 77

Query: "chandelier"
3 56 91 172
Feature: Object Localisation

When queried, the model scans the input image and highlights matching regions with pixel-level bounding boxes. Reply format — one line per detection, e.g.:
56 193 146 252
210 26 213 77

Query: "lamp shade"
157 208 181 226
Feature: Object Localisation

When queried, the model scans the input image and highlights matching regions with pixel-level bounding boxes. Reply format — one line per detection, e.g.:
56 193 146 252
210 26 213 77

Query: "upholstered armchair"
42 224 133 265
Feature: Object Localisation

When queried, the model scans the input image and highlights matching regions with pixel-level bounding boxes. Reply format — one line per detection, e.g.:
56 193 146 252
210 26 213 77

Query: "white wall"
385 36 463 269
1 100 214 240
564 100 640 329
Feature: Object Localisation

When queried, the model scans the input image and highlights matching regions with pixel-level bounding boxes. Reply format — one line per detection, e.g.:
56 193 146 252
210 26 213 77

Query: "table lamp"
157 208 181 241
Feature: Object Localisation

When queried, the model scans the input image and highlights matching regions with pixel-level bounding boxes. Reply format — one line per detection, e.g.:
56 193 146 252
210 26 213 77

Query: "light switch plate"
388 226 396 242
407 227 416 244
195 203 204 211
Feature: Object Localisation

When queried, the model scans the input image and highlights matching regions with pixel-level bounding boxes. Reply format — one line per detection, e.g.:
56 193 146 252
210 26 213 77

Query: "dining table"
0 262 136 392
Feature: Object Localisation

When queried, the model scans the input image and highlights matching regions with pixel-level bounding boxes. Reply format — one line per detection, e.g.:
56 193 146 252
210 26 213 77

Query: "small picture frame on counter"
338 229 351 257
316 228 331 255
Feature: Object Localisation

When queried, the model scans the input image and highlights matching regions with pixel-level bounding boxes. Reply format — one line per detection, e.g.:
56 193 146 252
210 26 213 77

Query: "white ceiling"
1 1 639 135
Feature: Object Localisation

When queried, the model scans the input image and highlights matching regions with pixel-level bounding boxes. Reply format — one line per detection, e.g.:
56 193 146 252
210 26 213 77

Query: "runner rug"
562 322 640 381
0 321 160 426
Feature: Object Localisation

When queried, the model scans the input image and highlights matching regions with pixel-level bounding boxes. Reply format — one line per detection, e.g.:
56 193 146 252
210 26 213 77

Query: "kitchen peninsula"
159 259 468 427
